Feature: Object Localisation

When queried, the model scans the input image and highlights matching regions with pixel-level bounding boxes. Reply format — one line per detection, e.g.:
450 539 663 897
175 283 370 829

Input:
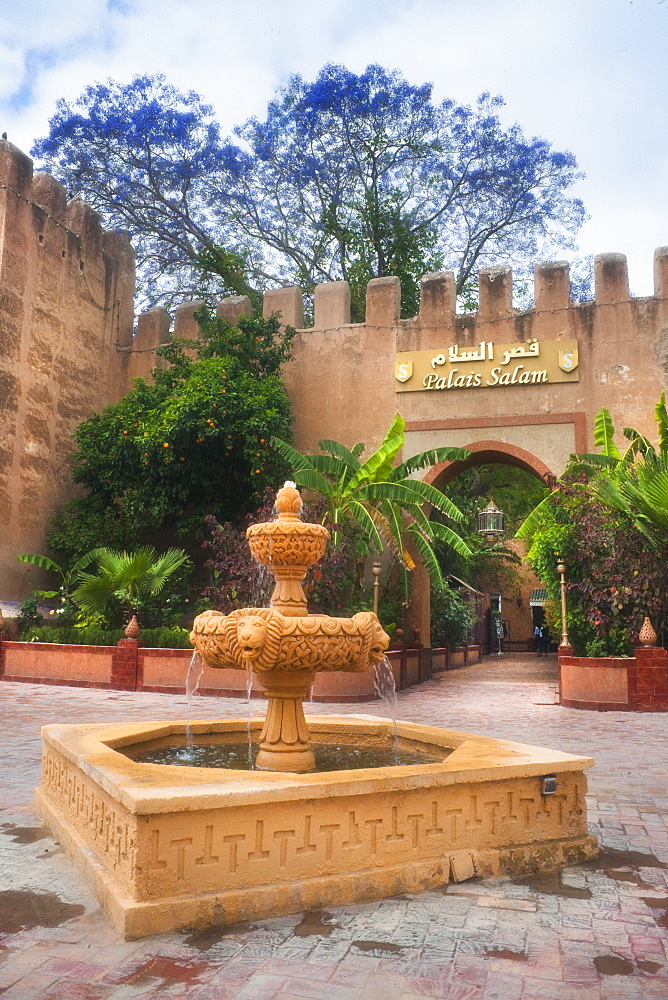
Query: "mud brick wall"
0 141 135 597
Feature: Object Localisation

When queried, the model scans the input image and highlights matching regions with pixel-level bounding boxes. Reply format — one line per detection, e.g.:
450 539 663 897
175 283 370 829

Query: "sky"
1 0 667 295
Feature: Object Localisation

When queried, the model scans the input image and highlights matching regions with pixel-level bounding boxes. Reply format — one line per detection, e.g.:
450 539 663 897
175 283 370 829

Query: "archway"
413 441 552 653
424 440 555 492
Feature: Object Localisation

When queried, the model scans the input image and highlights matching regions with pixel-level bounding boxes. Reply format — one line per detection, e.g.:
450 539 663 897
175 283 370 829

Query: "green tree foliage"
433 463 548 596
430 585 474 650
520 394 668 547
273 414 472 589
47 313 294 565
580 395 668 547
17 598 43 637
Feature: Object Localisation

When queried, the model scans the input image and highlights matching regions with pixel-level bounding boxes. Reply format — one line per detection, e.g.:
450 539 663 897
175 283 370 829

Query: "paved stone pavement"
2 653 668 999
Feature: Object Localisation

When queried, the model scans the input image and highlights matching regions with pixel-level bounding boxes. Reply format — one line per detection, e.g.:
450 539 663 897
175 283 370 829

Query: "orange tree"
47 311 294 566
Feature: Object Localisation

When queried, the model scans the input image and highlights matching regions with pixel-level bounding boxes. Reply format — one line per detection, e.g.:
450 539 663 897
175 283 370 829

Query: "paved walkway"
2 654 668 999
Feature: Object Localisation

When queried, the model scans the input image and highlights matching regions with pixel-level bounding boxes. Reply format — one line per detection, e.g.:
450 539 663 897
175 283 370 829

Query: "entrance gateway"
268 258 668 646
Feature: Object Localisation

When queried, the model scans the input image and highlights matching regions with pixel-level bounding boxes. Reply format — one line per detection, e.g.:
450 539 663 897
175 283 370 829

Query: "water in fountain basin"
184 652 205 753
124 740 444 771
373 656 399 762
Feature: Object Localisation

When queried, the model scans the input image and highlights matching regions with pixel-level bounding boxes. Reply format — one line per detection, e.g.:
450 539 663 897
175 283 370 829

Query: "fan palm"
272 414 472 588
73 546 189 621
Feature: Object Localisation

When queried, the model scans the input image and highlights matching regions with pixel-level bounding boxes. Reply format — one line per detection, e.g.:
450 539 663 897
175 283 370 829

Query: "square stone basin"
34 715 597 939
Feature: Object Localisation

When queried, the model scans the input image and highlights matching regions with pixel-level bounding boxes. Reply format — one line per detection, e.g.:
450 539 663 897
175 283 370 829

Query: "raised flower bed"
559 645 668 711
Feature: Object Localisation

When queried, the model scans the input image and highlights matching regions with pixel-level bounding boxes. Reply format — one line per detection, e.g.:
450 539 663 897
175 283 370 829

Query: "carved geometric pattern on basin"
35 716 598 938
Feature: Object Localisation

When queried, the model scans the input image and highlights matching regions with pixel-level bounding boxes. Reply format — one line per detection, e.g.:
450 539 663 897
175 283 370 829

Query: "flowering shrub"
525 479 668 655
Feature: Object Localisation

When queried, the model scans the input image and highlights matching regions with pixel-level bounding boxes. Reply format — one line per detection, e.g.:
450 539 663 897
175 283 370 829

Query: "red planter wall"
0 637 482 700
559 647 668 711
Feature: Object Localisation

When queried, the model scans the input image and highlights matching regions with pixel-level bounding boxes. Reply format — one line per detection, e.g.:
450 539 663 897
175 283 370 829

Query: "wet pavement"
2 653 668 999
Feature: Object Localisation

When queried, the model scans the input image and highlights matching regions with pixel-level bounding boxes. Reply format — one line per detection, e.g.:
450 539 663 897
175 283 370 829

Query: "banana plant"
272 413 472 589
517 392 668 548
17 549 106 601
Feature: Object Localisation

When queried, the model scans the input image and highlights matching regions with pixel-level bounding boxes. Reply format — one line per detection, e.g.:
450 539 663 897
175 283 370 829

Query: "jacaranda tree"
31 75 253 307
234 65 586 318
33 66 586 316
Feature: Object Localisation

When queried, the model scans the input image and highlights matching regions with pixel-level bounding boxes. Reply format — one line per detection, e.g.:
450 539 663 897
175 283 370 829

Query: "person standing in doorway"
539 623 551 656
534 623 542 655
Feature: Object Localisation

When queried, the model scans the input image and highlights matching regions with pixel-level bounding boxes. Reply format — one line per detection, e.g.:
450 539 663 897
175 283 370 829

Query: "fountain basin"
190 608 388 674
35 715 597 939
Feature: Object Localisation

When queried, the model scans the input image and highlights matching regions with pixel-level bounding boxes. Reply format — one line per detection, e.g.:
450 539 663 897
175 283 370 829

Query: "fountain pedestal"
256 669 316 771
190 483 390 773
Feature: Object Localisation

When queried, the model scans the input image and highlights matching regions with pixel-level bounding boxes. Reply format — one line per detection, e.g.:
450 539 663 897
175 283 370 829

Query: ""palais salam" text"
423 366 548 390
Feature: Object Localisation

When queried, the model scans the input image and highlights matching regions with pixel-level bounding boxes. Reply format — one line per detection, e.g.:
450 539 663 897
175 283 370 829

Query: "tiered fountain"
35 484 597 939
189 483 391 772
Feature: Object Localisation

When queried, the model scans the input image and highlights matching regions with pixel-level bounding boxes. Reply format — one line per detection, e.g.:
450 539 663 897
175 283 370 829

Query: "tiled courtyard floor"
2 653 668 999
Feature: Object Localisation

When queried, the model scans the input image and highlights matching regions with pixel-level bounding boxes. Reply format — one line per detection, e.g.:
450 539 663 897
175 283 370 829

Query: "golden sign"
394 339 579 393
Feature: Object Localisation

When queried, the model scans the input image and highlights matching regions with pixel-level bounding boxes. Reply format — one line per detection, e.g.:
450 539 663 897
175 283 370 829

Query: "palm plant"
272 414 472 588
517 393 668 547
73 546 189 623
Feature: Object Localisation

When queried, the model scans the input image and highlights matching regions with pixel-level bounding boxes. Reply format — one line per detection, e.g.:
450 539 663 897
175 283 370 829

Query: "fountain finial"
246 484 329 617
275 482 302 520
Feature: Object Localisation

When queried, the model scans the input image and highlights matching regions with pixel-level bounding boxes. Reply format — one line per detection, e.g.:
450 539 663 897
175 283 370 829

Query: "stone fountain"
190 483 390 772
35 484 597 939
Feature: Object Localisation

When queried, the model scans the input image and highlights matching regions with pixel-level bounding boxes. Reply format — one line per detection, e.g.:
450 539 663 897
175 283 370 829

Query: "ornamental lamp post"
478 500 506 655
478 499 505 541
372 561 382 616
555 554 570 648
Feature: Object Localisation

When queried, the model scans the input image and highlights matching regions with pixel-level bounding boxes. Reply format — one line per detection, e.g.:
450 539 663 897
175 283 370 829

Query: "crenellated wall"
129 254 668 472
2 139 668 608
0 141 135 598
257 257 668 471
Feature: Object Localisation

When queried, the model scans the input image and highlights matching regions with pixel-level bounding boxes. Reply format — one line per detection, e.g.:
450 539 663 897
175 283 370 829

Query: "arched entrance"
425 440 555 491
413 441 552 652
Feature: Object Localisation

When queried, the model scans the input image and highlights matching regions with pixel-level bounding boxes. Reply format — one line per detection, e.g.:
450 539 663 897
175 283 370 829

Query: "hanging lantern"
478 498 505 538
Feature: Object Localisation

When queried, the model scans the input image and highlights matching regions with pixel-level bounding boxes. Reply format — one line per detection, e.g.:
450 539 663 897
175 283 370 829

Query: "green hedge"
22 626 193 649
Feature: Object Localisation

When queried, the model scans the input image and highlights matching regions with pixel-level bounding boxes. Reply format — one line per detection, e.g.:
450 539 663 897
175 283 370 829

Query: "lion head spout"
351 612 391 664
236 616 268 662
224 607 283 671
